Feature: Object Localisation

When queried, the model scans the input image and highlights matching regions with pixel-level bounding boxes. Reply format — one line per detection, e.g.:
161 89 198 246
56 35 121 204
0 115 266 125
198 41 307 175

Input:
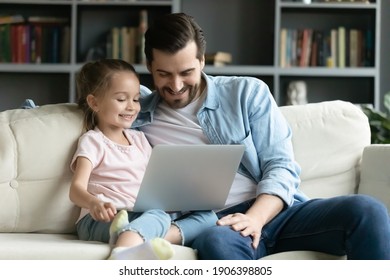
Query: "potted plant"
361 93 390 144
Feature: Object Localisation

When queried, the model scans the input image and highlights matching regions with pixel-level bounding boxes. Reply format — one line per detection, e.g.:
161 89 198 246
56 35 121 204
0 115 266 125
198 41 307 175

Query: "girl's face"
89 71 140 133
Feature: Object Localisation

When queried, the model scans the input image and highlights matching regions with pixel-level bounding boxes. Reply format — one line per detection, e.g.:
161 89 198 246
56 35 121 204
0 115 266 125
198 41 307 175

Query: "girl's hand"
217 212 262 249
89 201 117 222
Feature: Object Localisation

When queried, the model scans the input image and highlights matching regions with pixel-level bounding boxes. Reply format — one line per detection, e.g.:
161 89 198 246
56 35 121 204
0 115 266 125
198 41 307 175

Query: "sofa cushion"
280 100 370 198
0 104 83 233
0 101 370 234
261 250 346 260
0 233 110 259
0 233 197 260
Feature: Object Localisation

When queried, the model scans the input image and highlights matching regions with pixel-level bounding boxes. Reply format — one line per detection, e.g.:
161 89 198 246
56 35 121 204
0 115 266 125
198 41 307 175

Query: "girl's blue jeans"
77 209 217 246
191 194 390 260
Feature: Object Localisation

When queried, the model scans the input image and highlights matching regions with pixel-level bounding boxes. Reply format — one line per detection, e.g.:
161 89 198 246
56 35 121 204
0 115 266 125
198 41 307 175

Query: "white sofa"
0 100 389 260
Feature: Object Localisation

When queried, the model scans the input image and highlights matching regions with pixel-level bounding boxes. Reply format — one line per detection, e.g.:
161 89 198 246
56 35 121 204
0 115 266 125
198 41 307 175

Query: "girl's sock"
109 209 129 245
108 238 174 260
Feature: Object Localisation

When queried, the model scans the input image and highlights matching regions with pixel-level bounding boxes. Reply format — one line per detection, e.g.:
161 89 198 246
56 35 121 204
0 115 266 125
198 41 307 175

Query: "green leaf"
362 105 390 144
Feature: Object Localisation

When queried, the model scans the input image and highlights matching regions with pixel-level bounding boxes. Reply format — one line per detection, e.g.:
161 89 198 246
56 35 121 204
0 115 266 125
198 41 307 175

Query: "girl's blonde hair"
76 59 138 131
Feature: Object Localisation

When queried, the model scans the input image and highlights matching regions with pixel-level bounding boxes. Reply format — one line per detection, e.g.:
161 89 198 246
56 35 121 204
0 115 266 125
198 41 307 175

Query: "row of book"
106 26 141 64
279 27 374 68
104 9 147 64
0 15 70 63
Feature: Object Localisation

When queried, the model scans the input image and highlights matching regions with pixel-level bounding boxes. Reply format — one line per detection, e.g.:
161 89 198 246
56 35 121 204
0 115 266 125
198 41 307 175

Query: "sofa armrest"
358 144 390 210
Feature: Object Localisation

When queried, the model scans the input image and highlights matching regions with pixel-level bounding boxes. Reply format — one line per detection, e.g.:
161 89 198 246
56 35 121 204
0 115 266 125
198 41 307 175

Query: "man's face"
148 41 205 109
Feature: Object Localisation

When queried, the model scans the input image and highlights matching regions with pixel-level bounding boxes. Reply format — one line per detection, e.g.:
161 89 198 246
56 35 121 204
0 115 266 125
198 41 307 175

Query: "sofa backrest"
280 100 370 198
0 100 370 234
0 104 83 233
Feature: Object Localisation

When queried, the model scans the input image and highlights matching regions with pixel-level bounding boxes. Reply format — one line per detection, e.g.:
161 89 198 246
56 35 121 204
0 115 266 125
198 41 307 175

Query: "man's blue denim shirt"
133 73 309 207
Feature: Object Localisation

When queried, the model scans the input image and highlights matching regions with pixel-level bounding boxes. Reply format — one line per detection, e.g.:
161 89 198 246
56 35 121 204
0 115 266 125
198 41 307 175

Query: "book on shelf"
299 28 313 67
279 26 374 68
28 16 69 63
138 9 148 65
349 29 359 67
0 16 70 64
205 51 232 66
309 30 318 67
279 28 287 67
121 26 130 63
0 25 11 62
364 29 374 67
27 16 68 24
106 26 138 64
13 24 29 63
337 26 346 68
313 30 325 67
0 14 24 25
105 9 148 64
110 27 120 59
61 26 70 63
329 28 337 67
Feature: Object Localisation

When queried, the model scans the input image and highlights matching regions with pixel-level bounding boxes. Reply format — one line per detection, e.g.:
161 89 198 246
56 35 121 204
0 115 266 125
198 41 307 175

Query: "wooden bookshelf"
0 0 389 111
274 0 386 108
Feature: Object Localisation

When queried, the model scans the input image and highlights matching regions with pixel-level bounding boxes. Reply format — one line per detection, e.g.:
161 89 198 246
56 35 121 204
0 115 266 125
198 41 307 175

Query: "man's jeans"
192 194 390 260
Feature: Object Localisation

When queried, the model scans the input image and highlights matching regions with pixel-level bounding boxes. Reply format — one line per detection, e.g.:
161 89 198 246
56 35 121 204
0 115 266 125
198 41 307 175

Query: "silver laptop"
133 144 245 212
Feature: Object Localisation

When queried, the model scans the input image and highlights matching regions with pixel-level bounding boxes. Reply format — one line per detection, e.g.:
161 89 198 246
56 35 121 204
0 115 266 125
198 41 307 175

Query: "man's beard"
157 83 201 109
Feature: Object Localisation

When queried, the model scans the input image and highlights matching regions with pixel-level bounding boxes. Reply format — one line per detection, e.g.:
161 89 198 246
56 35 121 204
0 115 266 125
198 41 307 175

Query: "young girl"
69 59 217 260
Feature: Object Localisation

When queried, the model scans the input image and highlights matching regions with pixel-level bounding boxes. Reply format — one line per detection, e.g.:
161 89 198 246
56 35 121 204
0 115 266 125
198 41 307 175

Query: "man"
134 12 390 259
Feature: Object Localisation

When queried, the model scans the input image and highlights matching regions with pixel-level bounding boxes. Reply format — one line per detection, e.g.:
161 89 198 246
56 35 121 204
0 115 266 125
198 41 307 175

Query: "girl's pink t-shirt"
70 128 152 220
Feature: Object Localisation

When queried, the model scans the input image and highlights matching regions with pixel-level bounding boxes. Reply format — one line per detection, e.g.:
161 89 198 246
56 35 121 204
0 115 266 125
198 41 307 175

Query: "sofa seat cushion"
261 250 346 260
0 233 110 259
0 233 197 260
0 231 345 260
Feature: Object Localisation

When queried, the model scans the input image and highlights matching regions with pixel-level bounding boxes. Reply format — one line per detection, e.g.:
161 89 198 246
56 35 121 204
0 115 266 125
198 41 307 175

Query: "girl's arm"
69 156 116 222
